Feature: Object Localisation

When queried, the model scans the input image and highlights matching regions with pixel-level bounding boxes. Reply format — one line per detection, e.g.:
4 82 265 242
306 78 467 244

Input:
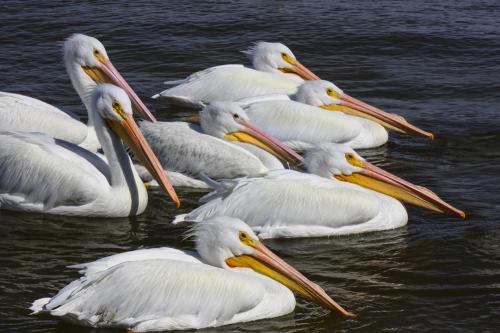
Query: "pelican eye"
345 152 363 167
233 113 239 119
281 52 290 61
93 48 105 62
239 231 254 246
112 100 126 117
326 88 337 97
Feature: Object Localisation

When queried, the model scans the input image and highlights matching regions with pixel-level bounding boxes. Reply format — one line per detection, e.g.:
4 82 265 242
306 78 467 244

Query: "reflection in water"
1 0 500 332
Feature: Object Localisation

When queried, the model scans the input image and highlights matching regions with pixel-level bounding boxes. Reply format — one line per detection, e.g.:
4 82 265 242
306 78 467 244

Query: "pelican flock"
0 34 465 331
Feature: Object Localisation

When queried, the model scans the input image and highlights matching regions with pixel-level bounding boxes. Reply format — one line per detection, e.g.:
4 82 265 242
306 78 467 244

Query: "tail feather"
30 297 51 313
198 174 240 203
172 213 188 224
163 79 187 85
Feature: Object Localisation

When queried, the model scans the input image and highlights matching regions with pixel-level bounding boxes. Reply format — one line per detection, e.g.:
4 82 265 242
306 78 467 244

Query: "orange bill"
106 114 180 207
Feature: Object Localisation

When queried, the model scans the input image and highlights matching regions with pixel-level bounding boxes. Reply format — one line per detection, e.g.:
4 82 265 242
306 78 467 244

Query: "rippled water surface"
1 1 500 332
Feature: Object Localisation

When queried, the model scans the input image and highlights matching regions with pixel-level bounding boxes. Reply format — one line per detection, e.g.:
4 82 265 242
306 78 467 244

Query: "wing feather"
140 121 267 179
180 171 383 235
152 66 300 107
69 247 202 275
38 259 277 331
244 100 363 146
0 92 88 144
0 132 108 210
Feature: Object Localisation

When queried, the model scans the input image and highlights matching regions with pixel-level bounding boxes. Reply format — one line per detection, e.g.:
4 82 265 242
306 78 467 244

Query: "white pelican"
0 34 156 151
237 92 389 150
237 80 432 150
152 42 319 108
174 143 464 238
0 84 178 217
31 216 354 331
139 101 304 188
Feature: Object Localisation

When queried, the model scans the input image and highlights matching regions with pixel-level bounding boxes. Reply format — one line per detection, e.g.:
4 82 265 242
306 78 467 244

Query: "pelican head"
295 80 433 139
192 216 355 317
64 33 156 122
304 143 464 218
200 102 303 166
92 84 179 207
247 42 320 81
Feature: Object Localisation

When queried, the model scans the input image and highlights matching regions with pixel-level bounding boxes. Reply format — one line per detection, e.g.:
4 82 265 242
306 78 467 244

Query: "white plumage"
140 121 270 188
152 42 320 107
0 92 97 150
0 33 157 152
240 95 388 150
175 169 407 238
139 102 305 188
153 65 301 108
175 143 463 237
0 84 178 216
0 131 116 215
31 217 352 331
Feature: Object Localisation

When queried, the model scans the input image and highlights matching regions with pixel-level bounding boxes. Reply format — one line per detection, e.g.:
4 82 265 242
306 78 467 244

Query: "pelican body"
0 34 156 152
0 92 91 146
175 144 464 238
140 102 303 188
0 85 178 217
152 42 319 108
239 94 388 150
31 217 354 331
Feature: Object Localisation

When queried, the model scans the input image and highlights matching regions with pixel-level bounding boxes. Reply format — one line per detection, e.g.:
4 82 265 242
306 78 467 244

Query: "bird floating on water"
175 143 464 238
31 216 354 331
140 101 303 188
151 42 319 108
0 84 178 217
238 80 432 151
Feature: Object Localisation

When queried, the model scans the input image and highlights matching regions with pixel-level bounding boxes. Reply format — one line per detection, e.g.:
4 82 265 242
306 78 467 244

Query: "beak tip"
174 198 181 208
346 311 357 318
459 210 466 219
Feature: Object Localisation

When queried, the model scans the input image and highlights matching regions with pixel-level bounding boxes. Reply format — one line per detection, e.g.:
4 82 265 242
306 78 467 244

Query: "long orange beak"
226 240 355 317
106 114 180 207
225 118 304 166
83 59 157 122
280 59 321 81
335 160 464 218
322 93 434 139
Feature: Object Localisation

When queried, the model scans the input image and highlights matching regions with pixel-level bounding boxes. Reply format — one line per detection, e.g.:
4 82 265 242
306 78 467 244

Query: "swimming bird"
0 33 155 151
140 101 304 188
174 143 464 238
31 216 354 331
237 80 432 150
0 84 178 217
152 42 319 108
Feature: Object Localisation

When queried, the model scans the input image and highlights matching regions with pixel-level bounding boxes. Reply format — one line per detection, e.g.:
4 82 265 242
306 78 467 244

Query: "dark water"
1 0 500 332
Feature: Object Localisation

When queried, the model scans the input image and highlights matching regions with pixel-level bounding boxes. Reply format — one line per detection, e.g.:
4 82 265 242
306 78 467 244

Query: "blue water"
1 1 499 332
